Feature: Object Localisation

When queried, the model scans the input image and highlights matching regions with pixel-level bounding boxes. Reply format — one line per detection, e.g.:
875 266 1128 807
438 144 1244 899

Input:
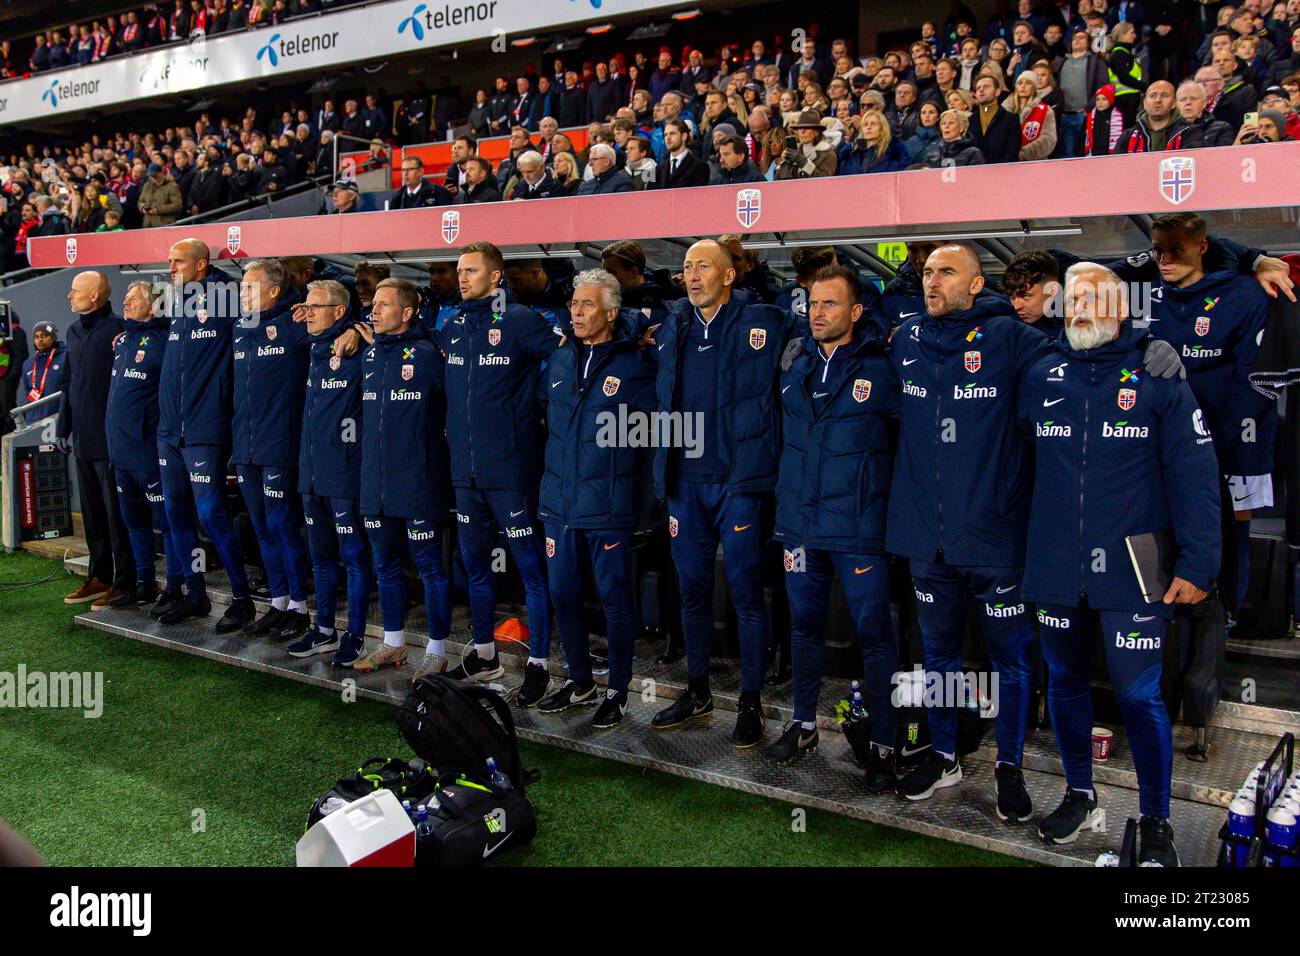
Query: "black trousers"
76 454 135 589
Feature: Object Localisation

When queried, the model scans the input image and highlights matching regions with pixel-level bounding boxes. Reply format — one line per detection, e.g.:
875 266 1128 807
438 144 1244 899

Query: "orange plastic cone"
494 617 530 645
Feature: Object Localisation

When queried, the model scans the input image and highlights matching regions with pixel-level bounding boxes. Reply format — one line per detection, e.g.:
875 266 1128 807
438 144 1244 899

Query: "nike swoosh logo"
365 372 374 379
782 384 792 393
697 345 713 351
195 461 207 467
900 312 918 318
451 337 461 344
900 743 930 757
412 519 425 525
733 524 751 532
1233 494 1252 502
1043 398 1066 407
335 512 346 518
147 482 159 489
482 834 510 859
602 542 621 551
657 342 666 351
901 358 918 366
854 565 874 575
813 391 829 398
996 585 1016 594
1133 614 1156 622
267 474 280 481
510 510 524 518
552 381 563 388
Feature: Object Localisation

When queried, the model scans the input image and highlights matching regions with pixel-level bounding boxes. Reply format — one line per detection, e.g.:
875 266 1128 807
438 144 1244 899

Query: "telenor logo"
42 78 60 108
399 4 429 40
257 33 282 66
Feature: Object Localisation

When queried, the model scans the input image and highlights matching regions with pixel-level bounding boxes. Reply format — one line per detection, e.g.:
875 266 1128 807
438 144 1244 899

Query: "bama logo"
256 30 339 68
1102 420 1149 439
1035 421 1070 438
1115 630 1161 650
42 76 102 110
952 383 997 400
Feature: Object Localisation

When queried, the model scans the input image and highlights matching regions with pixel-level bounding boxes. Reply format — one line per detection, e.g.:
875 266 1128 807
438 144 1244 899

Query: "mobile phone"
1244 112 1259 125
0 301 12 342
785 135 797 150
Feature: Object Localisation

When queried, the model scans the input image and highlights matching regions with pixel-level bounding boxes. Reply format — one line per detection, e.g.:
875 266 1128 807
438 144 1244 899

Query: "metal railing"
8 389 61 431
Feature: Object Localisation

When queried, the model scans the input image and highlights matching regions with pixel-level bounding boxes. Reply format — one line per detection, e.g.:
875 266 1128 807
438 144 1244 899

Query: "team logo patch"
487 328 501 346
965 326 983 343
783 549 796 572
964 350 981 373
329 355 341 370
544 537 555 558
602 375 620 397
1195 315 1210 337
749 328 767 350
668 516 678 538
266 325 277 341
65 237 78 264
1158 156 1194 205
441 209 460 244
852 378 871 402
135 350 145 363
1118 387 1136 411
401 364 414 381
226 225 241 255
735 187 761 228
402 346 416 360
1023 120 1041 139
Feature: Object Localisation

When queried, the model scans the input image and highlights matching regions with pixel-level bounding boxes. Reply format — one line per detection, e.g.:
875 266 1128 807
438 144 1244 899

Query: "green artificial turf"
0 550 1024 867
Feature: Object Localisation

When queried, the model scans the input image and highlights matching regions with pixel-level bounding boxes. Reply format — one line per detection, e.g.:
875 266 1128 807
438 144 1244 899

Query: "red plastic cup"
1092 727 1113 762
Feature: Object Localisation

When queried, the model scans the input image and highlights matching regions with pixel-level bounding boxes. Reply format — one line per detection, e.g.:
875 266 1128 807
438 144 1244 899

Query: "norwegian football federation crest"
602 375 620 397
668 516 678 538
487 328 501 346
135 350 145 363
964 350 981 373
401 364 414 381
852 378 872 402
329 355 341 370
65 237 78 264
266 325 277 341
544 537 555 558
226 225 241 255
1195 315 1210 337
1158 156 1194 205
749 327 767 350
441 209 460 244
1023 120 1041 139
1118 387 1136 411
736 188 761 229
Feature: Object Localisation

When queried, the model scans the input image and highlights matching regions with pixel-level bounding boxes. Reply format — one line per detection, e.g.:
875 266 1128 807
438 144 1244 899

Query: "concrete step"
74 605 1233 868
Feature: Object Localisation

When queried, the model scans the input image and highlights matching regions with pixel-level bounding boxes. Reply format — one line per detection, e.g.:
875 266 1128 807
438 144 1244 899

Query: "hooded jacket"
105 313 170 472
231 287 308 468
1019 322 1222 610
298 315 365 502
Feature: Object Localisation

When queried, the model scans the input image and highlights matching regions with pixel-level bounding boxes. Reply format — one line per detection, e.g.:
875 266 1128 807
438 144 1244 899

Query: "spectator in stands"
188 153 227 215
1005 72 1059 160
1234 108 1290 140
1212 47 1257 130
455 156 501 204
649 49 681 103
32 195 72 237
788 38 829 88
467 90 490 137
317 99 339 135
776 110 838 178
1176 81 1235 147
1057 26 1109 156
550 151 582 195
557 71 589 127
588 61 624 123
970 74 1023 162
392 155 450 209
576 144 633 195
508 76 533 130
359 95 388 140
653 119 710 188
328 179 358 214
915 108 987 166
510 151 563 200
259 147 289 194
443 135 475 197
96 210 124 232
77 181 123 233
487 76 512 135
710 134 764 184
1107 22 1146 127
1259 83 1300 138
623 136 657 188
888 81 923 140
1273 24 1300 81
841 111 911 173
529 77 558 131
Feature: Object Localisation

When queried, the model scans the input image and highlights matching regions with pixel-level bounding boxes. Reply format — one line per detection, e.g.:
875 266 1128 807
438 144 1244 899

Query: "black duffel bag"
414 771 537 866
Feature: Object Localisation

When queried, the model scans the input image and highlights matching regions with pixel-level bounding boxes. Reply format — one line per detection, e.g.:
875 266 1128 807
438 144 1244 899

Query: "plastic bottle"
849 689 868 723
402 799 414 822
486 757 512 790
415 806 432 841
1227 796 1256 867
1264 804 1297 868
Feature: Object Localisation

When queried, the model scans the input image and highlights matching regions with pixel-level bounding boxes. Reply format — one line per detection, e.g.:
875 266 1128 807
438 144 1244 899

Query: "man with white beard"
1017 262 1222 867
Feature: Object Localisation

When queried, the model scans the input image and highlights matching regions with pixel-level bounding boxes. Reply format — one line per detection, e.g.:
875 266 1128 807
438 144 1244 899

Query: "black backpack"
394 674 537 793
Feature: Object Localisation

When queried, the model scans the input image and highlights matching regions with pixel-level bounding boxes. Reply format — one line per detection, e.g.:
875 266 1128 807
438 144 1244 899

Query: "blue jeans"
1059 111 1086 158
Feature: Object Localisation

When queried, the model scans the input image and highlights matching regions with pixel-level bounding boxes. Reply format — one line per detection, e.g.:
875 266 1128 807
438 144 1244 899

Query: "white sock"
478 642 497 660
800 720 816 731
271 595 288 611
288 599 307 612
427 639 446 658
938 751 956 762
317 625 335 637
383 630 405 649
527 656 547 668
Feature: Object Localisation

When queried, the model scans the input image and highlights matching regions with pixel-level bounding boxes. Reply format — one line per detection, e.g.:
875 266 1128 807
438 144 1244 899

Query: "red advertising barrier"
31 143 1300 269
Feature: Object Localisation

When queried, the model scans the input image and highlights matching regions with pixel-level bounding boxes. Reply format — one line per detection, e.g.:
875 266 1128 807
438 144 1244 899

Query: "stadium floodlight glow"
510 35 538 47
670 8 702 20
737 226 1084 251
627 22 671 41
585 23 614 35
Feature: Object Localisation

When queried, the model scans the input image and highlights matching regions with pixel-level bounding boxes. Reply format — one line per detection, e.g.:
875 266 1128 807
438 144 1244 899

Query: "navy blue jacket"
57 305 124 461
652 293 792 498
774 318 899 554
576 167 634 195
1019 324 1222 610
359 326 452 520
157 275 241 448
298 317 365 502
105 315 170 472
21 344 67 422
231 288 308 468
881 260 926 328
538 314 657 529
777 275 886 330
886 297 1054 568
437 291 562 490
1148 269 1273 476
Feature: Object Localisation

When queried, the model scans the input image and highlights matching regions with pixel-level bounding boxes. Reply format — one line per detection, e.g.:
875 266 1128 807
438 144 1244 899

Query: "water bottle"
1227 796 1256 867
1265 804 1297 868
849 689 868 723
402 799 414 822
415 806 433 841
486 757 512 791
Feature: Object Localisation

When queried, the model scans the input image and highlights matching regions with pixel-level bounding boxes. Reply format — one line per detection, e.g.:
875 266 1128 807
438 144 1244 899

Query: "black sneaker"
897 751 962 801
1038 788 1102 845
250 578 271 600
864 745 898 795
251 606 286 636
109 584 158 608
763 722 818 764
453 647 505 683
331 631 365 668
287 627 342 659
266 609 311 643
994 764 1033 823
537 680 597 713
651 690 714 730
515 663 552 708
158 595 212 625
592 691 628 729
149 590 186 618
730 702 764 749
216 598 256 635
1138 816 1180 867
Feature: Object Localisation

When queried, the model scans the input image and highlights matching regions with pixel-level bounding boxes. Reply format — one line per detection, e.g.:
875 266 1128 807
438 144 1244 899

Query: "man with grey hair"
1176 81 1235 147
232 258 312 642
510 150 563 200
576 143 633 195
534 268 655 728
1019 260 1221 866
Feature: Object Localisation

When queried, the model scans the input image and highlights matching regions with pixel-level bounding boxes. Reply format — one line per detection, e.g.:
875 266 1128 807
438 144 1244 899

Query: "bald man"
58 270 135 607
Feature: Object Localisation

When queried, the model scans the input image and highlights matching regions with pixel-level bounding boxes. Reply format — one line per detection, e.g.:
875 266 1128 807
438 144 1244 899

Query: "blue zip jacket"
774 317 899 554
1147 269 1273 476
359 326 452 521
298 316 365 501
20 343 67 423
105 314 170 472
437 290 562 490
886 296 1053 568
776 274 885 328
231 287 308 467
538 313 657 529
652 292 793 499
1019 323 1222 610
157 275 241 447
